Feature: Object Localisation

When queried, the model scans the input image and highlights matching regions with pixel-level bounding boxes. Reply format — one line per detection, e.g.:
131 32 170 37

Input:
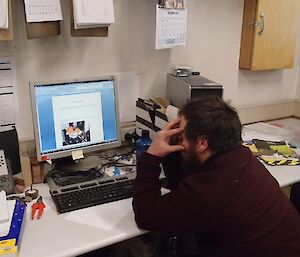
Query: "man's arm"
162 152 186 189
133 151 208 234
133 118 207 233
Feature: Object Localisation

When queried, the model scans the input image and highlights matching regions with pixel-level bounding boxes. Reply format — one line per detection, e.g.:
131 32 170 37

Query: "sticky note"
71 150 84 160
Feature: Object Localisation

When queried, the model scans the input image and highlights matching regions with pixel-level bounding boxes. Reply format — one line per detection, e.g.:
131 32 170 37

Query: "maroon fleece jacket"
133 146 300 257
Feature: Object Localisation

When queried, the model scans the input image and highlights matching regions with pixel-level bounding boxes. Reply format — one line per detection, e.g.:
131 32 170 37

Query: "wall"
0 0 299 140
170 0 300 121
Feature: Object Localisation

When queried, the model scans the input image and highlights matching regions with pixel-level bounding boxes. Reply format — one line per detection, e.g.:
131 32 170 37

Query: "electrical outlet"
120 122 136 141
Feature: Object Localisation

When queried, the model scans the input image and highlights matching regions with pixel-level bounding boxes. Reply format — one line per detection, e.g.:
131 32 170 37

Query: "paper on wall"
73 0 114 29
0 0 9 29
24 0 63 23
115 72 139 123
0 58 18 132
155 1 187 49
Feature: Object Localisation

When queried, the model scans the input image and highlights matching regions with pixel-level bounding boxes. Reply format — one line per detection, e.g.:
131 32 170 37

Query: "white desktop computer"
30 76 135 213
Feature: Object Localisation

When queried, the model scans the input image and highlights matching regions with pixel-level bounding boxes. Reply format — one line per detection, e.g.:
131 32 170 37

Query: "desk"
264 164 300 187
16 121 300 257
243 122 300 187
19 183 145 257
19 162 300 257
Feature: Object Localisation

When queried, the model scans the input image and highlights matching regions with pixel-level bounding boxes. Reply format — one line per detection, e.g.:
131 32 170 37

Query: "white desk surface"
19 183 146 257
264 164 300 187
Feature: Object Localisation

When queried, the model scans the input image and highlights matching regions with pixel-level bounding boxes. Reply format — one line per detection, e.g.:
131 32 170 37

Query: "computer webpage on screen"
32 78 119 160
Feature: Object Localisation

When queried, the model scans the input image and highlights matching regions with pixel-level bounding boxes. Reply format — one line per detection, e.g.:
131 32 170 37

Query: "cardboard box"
136 100 169 139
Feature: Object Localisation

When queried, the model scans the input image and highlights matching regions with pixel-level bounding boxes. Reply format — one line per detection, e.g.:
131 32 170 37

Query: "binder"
0 201 26 257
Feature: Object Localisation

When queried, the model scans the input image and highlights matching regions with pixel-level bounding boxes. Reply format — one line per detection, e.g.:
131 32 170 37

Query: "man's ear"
196 136 209 153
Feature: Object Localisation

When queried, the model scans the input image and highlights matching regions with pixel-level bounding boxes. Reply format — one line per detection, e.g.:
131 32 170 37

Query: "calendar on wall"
155 0 187 49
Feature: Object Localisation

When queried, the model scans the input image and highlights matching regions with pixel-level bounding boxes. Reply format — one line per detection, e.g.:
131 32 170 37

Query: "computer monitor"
30 76 121 162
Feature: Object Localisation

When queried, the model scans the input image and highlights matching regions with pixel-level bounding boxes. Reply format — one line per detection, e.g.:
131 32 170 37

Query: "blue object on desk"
0 200 26 256
113 166 120 176
136 130 152 159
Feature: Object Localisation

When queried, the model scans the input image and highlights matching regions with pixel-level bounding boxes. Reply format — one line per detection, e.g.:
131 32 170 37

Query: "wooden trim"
239 0 257 69
294 100 300 118
26 21 61 39
237 100 296 124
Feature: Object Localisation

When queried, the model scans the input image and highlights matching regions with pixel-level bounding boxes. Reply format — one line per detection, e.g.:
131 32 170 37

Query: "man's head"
178 96 242 163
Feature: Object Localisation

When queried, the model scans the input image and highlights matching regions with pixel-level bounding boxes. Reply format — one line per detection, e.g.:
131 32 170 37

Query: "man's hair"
179 96 242 153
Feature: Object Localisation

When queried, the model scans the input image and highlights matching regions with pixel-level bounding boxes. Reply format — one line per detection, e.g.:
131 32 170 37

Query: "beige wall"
171 0 300 107
0 0 300 140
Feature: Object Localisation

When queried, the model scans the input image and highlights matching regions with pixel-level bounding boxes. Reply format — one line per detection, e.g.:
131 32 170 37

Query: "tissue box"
0 200 26 257
136 100 169 139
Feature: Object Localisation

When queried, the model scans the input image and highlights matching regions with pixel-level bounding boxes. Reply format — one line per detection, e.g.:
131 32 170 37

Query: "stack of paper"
24 0 63 23
0 0 8 29
243 140 300 166
73 0 115 29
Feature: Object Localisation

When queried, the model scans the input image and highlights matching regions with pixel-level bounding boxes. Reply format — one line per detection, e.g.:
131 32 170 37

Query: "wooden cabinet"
239 0 298 71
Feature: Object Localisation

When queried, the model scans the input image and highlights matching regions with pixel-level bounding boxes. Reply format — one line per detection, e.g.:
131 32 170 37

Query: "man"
291 182 300 214
133 96 300 257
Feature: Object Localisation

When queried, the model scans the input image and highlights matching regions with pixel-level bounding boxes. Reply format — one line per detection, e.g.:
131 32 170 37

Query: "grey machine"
166 73 223 108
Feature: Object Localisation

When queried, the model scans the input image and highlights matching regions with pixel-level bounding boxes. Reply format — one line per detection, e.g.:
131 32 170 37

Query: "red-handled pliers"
31 196 46 220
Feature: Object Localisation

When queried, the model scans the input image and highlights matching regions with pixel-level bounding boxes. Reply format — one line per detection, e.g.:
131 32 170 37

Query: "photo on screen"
61 121 91 146
52 92 104 149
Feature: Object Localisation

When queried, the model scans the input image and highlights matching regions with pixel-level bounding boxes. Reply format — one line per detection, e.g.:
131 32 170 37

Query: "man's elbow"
134 212 158 231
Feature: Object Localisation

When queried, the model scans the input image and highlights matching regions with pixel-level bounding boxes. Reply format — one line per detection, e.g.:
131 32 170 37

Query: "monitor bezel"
30 75 121 162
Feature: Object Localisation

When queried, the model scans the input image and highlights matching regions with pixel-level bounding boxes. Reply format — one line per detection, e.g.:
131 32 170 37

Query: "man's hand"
147 118 185 157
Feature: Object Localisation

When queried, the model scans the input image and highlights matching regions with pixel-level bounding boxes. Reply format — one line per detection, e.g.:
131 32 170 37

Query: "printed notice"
155 0 187 49
24 0 63 23
0 58 18 132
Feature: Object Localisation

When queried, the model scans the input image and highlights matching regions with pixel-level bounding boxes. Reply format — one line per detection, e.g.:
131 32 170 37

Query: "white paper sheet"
0 58 18 132
0 0 8 29
64 198 132 230
0 200 16 237
73 0 114 29
24 0 63 23
155 3 187 49
116 72 139 123
242 122 290 142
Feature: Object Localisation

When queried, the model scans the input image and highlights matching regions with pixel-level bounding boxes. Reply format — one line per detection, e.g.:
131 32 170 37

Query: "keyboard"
50 177 134 214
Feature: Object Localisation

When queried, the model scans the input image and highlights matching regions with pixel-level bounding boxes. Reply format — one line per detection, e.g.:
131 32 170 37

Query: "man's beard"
181 146 202 173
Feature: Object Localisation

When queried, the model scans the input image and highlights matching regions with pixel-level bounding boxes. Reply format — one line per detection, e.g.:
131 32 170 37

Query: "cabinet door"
239 0 298 71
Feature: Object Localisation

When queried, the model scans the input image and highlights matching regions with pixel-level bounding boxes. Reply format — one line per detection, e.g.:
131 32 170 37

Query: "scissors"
31 196 46 220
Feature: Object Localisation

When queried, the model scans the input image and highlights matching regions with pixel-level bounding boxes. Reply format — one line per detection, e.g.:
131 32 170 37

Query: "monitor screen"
30 76 121 161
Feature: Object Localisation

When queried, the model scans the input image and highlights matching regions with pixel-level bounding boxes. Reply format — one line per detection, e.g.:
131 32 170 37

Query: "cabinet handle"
248 13 265 36
258 13 265 36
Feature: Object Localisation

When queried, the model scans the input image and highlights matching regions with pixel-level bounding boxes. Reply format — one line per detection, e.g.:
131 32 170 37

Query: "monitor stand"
54 155 100 172
43 146 136 191
44 155 105 188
